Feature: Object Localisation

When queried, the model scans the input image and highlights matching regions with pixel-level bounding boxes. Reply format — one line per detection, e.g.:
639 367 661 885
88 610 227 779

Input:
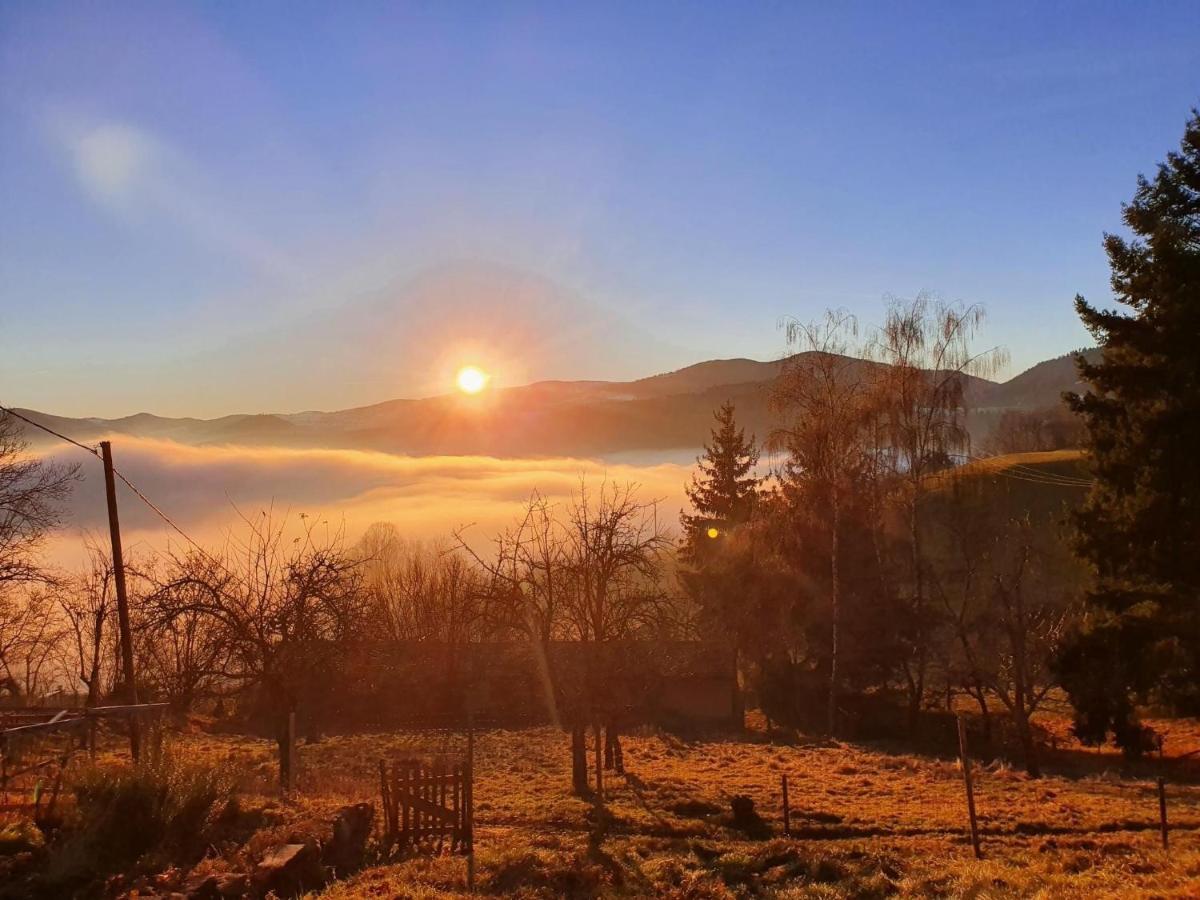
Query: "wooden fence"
0 703 168 820
379 758 473 855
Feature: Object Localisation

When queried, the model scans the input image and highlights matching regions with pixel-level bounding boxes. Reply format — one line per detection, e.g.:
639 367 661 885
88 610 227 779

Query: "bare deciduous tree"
770 310 878 735
927 475 1079 775
152 508 364 766
0 412 77 589
139 549 234 713
983 407 1085 456
54 542 114 706
460 481 673 792
0 412 77 698
456 492 575 745
868 293 1008 732
0 586 62 699
358 523 483 644
559 480 673 644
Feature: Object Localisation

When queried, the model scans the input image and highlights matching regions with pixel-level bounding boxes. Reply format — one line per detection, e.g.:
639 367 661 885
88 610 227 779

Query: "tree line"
0 439 681 789
675 295 1078 773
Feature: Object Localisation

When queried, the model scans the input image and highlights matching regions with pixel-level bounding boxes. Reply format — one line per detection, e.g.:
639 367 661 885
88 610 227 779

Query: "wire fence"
0 703 169 821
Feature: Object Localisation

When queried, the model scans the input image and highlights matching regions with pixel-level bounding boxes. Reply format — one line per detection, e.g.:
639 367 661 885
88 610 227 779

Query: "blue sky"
2 1 1198 417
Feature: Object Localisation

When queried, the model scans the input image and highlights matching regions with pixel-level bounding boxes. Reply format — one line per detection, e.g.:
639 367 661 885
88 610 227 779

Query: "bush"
0 820 44 856
65 750 235 868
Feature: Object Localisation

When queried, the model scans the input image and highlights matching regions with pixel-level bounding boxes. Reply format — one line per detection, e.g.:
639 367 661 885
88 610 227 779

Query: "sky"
2 1 1198 418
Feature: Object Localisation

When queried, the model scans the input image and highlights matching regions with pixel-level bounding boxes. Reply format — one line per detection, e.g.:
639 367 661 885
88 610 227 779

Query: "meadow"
59 714 1197 899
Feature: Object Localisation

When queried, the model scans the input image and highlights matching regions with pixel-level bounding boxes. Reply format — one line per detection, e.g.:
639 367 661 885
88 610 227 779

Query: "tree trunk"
593 721 603 799
1013 705 1040 778
907 495 927 737
571 726 588 794
276 715 292 789
731 645 744 730
1010 629 1040 777
1002 567 1040 778
827 490 841 737
85 607 104 708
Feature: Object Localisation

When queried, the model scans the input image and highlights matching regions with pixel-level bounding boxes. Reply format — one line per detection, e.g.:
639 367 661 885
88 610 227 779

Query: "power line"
2 404 223 568
997 461 1091 485
992 470 1091 489
982 464 1092 487
109 466 223 566
977 468 1091 488
0 405 100 458
964 451 1093 487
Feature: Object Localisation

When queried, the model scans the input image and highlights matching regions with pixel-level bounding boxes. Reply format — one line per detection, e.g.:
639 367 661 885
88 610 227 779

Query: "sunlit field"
33 715 1191 899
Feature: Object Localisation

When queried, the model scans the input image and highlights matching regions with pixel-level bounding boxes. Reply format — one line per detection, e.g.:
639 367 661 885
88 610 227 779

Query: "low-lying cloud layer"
42 437 692 566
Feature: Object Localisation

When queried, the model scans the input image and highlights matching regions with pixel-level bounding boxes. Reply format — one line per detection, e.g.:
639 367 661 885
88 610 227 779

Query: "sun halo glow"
456 365 490 395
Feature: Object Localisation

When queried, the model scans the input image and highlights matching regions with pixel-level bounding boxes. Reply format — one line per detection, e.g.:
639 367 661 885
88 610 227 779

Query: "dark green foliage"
680 401 760 566
677 402 765 648
1058 109 1200 753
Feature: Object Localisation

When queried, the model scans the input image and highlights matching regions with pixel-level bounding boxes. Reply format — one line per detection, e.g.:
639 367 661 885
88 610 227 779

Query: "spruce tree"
680 402 761 726
1058 110 1200 754
680 402 760 564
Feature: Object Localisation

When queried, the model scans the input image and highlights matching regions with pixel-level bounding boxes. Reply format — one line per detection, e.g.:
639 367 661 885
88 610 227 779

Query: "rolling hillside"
926 449 1091 524
10 351 1095 460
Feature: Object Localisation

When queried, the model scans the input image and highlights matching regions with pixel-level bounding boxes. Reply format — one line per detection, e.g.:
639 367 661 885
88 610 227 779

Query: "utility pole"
101 441 140 761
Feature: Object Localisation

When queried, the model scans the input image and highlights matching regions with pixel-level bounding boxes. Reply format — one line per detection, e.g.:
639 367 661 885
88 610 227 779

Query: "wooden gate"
379 758 472 854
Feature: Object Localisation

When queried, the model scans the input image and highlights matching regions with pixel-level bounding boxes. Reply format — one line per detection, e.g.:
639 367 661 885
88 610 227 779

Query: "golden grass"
965 450 1086 469
924 449 1089 494
150 719 1200 898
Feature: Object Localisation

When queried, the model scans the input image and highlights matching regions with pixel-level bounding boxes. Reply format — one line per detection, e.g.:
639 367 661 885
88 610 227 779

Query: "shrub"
0 820 45 856
65 750 235 867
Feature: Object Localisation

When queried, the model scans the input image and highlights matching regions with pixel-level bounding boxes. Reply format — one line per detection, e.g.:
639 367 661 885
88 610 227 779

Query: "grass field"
145 714 1200 899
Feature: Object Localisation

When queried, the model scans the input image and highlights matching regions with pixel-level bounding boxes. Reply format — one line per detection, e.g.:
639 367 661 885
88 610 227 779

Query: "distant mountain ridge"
11 350 1097 460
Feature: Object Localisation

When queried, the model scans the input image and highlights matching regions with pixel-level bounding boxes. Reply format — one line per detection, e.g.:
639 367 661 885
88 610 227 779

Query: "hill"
10 351 1095 460
925 450 1090 531
982 350 1100 411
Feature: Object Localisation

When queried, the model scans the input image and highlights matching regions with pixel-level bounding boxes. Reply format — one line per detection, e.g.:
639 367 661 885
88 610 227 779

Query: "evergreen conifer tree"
680 402 760 564
1058 110 1200 754
679 402 762 727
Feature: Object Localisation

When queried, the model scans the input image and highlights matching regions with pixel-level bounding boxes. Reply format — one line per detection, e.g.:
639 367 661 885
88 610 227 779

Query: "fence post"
1157 777 1169 850
781 774 790 836
281 711 296 795
594 721 603 800
956 714 982 859
466 708 475 894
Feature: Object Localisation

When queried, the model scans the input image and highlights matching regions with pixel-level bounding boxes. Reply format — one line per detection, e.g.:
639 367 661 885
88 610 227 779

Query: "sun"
456 365 490 395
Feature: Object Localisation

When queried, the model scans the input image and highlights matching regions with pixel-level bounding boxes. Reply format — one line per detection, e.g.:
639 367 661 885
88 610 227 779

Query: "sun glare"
456 365 490 395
